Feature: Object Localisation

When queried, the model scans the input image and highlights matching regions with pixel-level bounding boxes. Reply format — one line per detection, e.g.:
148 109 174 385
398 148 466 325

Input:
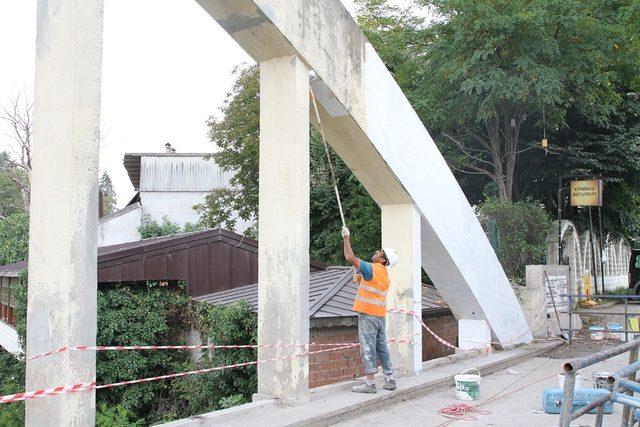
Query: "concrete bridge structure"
26 0 531 424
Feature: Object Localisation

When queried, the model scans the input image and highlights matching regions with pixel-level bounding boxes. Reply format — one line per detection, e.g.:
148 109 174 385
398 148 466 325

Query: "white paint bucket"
592 372 613 391
589 325 605 341
607 323 623 340
455 368 481 400
558 372 583 389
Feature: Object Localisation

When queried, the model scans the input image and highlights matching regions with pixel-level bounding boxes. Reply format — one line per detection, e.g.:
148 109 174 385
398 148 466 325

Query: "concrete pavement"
335 347 633 427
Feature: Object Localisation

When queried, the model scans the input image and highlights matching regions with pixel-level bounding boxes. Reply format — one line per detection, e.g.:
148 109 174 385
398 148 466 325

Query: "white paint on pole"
26 0 103 424
256 54 310 402
382 204 422 375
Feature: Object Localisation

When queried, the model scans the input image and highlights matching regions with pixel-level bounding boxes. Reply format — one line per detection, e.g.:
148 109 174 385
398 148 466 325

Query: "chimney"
98 190 105 218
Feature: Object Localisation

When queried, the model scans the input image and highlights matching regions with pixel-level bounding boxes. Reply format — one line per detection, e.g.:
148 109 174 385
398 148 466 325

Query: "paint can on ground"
455 368 481 400
589 325 605 341
592 372 613 391
558 372 583 389
607 322 623 340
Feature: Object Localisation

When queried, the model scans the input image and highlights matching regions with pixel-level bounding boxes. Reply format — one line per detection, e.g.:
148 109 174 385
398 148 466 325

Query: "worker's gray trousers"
358 313 393 375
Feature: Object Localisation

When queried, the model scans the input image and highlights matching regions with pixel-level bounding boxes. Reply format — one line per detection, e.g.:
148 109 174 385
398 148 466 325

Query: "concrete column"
382 204 422 375
26 0 103 425
257 54 310 403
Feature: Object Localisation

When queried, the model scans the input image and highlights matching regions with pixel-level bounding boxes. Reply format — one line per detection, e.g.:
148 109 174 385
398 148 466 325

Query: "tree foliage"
197 65 382 263
478 198 553 284
0 213 29 266
99 172 117 216
357 0 640 244
4 281 257 425
138 215 181 239
0 152 26 219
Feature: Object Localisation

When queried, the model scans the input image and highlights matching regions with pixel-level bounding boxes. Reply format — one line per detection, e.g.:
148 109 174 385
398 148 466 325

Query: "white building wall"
140 191 207 227
0 319 20 354
97 203 142 246
141 191 253 234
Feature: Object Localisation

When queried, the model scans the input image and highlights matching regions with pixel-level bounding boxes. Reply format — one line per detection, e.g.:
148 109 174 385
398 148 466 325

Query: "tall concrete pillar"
382 204 422 375
26 0 103 424
257 54 310 403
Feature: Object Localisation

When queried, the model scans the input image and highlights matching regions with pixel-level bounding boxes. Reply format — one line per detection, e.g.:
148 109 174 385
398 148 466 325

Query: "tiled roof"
194 266 449 318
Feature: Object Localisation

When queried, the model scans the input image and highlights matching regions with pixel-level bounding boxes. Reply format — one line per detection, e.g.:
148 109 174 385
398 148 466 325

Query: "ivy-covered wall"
0 279 257 426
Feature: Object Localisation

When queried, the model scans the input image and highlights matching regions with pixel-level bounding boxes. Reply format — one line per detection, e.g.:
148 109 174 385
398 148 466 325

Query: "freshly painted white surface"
0 321 20 355
195 0 531 346
458 319 491 351
383 204 422 375
26 0 101 423
257 55 310 402
141 191 207 227
98 203 142 246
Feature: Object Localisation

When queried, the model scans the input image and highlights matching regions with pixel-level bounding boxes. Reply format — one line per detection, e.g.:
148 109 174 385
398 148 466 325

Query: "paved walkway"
335 346 632 427
163 341 560 427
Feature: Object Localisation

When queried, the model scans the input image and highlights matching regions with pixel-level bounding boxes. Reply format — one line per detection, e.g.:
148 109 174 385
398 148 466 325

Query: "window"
635 255 640 269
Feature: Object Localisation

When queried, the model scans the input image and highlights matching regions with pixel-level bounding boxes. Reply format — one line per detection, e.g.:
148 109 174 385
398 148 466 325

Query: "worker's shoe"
383 378 397 391
352 382 377 394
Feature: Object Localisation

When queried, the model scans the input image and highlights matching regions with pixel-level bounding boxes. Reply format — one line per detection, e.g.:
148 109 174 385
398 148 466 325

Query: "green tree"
478 198 553 284
138 215 181 239
0 213 29 266
0 153 26 219
357 0 639 202
196 65 381 263
99 172 117 215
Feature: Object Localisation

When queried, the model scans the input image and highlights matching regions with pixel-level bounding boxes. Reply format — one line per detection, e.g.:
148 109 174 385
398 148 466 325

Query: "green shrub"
0 350 25 426
478 198 553 285
170 301 257 416
4 281 257 425
138 215 181 239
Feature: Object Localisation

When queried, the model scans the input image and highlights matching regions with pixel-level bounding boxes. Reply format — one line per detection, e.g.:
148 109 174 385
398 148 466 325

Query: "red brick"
335 359 348 369
319 361 335 371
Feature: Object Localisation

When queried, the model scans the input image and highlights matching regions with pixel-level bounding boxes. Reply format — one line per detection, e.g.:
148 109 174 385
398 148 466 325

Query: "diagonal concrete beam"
195 0 531 346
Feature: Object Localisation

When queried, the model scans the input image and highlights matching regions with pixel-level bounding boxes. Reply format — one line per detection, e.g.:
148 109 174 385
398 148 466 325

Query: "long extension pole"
309 86 346 228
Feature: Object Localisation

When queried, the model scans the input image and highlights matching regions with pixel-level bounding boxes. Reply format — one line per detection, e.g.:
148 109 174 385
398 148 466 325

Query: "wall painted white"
140 191 207 227
0 320 20 354
98 203 142 246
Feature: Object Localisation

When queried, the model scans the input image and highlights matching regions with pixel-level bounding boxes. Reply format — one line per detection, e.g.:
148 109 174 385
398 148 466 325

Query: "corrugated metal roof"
194 266 450 318
123 153 234 191
140 155 233 192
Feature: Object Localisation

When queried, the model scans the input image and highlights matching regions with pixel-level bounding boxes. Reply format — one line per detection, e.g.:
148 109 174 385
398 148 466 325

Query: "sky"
0 0 359 208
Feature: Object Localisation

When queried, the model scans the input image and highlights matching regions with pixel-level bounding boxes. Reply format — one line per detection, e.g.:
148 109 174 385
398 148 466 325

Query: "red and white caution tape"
1 343 361 404
0 382 96 404
27 343 309 361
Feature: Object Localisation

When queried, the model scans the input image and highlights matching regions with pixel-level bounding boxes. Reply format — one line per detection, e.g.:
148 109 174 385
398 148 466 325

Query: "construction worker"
342 226 399 393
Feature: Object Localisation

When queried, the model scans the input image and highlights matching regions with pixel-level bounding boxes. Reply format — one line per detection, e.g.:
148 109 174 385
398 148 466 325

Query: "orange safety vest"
352 263 390 317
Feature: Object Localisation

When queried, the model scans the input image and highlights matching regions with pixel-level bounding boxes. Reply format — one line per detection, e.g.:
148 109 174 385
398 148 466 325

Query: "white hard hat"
383 248 399 268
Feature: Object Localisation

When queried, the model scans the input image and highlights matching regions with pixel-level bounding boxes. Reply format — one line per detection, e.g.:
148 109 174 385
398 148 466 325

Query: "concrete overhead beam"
195 0 531 346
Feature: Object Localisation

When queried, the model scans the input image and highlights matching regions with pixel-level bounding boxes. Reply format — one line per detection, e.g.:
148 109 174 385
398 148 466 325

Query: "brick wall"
309 312 457 388
309 326 364 388
421 312 457 361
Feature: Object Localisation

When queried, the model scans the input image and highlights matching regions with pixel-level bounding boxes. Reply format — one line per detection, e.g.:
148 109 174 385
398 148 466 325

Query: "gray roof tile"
194 266 450 318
